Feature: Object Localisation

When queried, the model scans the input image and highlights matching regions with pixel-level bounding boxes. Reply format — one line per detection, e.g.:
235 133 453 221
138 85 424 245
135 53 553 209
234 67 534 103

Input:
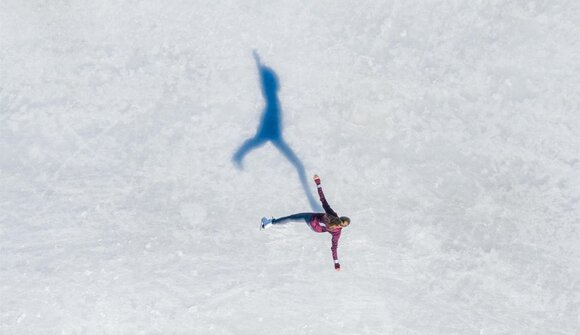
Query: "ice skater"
261 175 351 271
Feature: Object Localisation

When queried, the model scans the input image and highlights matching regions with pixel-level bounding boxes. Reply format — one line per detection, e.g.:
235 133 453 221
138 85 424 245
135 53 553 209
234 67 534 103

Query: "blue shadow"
232 51 322 212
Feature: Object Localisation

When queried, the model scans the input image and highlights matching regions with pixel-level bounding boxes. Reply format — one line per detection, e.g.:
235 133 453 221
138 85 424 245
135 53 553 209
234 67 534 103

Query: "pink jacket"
310 186 342 261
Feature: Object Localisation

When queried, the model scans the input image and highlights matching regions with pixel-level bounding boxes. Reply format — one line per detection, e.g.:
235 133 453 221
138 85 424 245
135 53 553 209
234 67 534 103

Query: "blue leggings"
272 213 315 225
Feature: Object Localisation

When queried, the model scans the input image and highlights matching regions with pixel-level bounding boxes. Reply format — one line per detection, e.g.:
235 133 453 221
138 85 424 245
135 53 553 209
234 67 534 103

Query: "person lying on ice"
261 174 351 271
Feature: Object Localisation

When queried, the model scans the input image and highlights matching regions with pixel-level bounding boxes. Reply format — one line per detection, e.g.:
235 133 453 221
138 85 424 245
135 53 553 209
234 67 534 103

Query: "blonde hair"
327 215 342 227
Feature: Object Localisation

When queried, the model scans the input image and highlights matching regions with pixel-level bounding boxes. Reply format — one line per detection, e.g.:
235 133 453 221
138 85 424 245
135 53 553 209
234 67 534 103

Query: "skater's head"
328 215 350 228
340 216 351 228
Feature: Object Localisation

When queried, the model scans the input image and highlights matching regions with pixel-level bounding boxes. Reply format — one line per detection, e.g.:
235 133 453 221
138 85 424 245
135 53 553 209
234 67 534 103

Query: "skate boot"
260 217 274 230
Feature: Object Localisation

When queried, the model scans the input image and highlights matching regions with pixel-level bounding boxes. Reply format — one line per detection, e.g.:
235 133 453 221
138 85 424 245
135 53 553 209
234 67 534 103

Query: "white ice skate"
260 217 273 230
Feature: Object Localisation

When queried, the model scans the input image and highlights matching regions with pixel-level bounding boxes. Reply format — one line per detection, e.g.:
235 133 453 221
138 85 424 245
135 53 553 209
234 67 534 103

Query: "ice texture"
1 1 579 334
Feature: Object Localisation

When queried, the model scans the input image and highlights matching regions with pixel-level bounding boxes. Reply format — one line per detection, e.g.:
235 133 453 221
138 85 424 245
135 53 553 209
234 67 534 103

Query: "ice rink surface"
1 1 579 334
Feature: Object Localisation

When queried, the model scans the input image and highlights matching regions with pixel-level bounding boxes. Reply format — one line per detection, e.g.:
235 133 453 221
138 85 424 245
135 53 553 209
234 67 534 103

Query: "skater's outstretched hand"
334 262 341 272
313 174 321 185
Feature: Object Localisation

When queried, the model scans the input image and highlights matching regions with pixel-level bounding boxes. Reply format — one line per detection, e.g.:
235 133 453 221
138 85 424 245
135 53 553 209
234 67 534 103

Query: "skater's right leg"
272 213 315 225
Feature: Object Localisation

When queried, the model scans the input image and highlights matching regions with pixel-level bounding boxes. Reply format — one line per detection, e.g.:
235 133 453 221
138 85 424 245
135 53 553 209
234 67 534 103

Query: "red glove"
334 262 341 271
314 174 321 185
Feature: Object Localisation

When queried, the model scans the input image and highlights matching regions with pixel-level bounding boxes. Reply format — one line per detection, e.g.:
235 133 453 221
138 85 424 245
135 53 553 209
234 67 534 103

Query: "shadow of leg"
232 137 266 170
273 139 322 212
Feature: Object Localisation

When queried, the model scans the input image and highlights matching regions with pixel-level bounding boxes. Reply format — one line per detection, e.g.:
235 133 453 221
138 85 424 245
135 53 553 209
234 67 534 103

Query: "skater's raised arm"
318 188 337 217
313 175 338 217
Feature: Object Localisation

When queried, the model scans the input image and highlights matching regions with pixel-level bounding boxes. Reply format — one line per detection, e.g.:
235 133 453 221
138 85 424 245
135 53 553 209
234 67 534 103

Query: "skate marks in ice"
232 51 321 211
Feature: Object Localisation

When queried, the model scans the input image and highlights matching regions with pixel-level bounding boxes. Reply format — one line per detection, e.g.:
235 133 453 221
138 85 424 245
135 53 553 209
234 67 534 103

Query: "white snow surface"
1 1 579 334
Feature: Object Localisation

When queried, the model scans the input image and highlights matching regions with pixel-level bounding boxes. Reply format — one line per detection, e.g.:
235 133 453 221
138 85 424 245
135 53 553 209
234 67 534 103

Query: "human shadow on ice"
232 51 321 211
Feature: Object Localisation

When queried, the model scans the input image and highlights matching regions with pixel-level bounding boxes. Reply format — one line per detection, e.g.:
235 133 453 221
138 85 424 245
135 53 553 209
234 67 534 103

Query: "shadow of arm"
253 50 262 69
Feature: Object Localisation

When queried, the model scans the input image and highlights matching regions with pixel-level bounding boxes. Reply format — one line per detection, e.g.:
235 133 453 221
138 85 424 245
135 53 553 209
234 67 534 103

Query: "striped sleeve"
330 230 341 261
